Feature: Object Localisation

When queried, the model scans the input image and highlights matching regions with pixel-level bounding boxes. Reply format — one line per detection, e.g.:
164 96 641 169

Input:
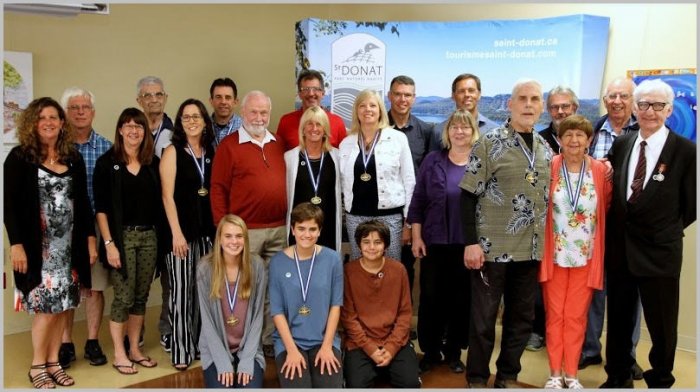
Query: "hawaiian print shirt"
552 169 597 267
459 121 553 262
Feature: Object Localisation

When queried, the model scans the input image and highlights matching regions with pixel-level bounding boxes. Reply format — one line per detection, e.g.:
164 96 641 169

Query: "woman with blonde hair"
197 214 266 388
5 97 95 388
407 108 480 374
284 106 342 250
339 89 415 260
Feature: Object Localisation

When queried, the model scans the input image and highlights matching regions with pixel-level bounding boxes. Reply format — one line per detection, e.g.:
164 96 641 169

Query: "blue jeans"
202 356 264 388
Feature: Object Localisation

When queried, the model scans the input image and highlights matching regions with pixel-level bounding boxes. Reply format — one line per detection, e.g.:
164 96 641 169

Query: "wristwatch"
104 239 114 246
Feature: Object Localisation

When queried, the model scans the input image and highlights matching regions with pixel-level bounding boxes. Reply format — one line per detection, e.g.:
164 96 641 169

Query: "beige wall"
3 3 697 350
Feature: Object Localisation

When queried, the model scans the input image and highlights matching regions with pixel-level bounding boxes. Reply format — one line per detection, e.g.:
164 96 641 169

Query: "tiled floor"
4 305 697 389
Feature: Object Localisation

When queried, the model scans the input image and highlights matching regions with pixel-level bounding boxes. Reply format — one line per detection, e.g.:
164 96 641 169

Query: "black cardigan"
93 148 168 279
4 146 94 296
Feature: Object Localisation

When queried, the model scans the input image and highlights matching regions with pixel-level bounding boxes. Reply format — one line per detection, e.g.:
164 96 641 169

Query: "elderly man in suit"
601 79 696 388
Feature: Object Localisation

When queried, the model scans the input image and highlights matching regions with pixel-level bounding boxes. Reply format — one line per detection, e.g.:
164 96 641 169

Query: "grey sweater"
196 254 266 376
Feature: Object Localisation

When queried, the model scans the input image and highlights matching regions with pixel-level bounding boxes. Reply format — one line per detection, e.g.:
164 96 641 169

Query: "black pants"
417 244 470 361
532 283 546 337
400 244 416 301
275 345 343 388
606 266 679 388
344 344 421 388
466 260 539 384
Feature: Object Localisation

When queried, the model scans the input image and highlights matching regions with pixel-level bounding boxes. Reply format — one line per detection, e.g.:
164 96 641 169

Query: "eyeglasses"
605 93 631 101
449 125 472 131
479 266 489 287
139 92 166 100
299 86 323 94
67 105 93 112
181 114 203 122
636 101 668 112
122 124 144 131
548 103 572 111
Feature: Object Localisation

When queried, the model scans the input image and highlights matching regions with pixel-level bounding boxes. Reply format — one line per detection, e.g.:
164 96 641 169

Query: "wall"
3 3 697 350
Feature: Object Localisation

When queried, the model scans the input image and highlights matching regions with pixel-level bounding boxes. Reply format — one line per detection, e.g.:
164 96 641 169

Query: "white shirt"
237 126 276 148
626 126 669 201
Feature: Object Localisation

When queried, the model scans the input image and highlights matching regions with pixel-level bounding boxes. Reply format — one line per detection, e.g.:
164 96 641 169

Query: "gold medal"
525 170 537 185
360 172 371 182
298 305 311 316
310 196 322 205
226 315 239 326
198 187 208 196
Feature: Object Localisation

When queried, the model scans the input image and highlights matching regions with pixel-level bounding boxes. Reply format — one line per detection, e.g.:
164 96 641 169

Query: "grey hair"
546 85 579 108
60 87 95 109
633 79 675 108
240 90 272 111
511 78 543 98
136 76 165 94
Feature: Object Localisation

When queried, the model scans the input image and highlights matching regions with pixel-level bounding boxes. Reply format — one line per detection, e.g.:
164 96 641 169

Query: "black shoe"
84 340 108 366
600 376 633 388
493 378 519 388
263 344 275 358
58 343 76 369
410 329 418 341
631 362 643 380
578 354 603 370
447 359 465 373
160 334 172 353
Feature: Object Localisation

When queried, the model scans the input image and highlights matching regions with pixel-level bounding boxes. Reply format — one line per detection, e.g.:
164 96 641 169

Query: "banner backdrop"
296 14 610 130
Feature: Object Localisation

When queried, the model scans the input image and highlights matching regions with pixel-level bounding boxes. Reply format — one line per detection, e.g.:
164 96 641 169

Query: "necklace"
360 256 385 275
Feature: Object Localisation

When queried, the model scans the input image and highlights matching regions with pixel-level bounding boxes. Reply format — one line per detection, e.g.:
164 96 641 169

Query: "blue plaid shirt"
212 114 243 146
75 129 112 214
590 117 637 159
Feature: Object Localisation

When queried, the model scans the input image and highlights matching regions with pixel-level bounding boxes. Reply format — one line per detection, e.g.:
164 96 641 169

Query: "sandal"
28 364 56 389
173 363 190 371
112 362 138 375
129 356 157 368
45 362 74 387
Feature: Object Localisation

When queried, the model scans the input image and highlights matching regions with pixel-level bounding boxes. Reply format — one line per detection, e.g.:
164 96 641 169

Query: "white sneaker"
564 377 584 389
544 376 563 389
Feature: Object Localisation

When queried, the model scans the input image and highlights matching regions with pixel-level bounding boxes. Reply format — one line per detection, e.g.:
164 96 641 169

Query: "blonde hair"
298 106 332 152
441 108 480 150
208 215 254 300
349 89 389 134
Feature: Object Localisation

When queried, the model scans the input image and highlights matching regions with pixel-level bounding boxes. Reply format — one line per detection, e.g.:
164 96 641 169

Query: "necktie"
628 140 647 203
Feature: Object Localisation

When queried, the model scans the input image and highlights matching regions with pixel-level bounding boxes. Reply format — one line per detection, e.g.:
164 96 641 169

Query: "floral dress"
15 166 80 313
551 169 598 268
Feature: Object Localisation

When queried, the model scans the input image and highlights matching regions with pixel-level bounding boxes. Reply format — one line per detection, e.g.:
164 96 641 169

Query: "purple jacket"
407 150 464 246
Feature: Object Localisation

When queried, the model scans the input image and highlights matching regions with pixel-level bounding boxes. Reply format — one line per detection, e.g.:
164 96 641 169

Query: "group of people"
5 69 695 390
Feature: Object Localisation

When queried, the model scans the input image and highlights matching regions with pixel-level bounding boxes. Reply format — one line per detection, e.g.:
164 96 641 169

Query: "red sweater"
341 257 412 357
210 132 287 228
276 108 347 151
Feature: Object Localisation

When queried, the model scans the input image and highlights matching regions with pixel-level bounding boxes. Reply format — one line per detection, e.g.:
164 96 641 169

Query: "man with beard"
210 90 287 358
136 76 173 158
209 77 243 146
276 69 347 150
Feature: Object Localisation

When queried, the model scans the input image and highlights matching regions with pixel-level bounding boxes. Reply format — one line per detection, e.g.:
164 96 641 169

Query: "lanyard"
303 150 325 198
359 131 381 173
294 245 317 305
223 269 240 316
186 144 206 188
562 158 586 211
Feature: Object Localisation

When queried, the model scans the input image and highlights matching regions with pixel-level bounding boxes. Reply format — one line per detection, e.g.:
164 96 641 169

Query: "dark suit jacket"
606 129 696 278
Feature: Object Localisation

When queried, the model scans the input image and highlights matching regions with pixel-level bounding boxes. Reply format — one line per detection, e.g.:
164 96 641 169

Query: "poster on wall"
296 14 610 130
4 51 33 147
627 68 696 143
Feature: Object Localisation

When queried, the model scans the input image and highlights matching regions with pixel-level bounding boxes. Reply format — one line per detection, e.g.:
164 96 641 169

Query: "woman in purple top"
406 109 480 374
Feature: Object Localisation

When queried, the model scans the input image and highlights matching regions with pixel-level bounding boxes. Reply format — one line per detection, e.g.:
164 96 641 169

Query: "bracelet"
104 239 113 246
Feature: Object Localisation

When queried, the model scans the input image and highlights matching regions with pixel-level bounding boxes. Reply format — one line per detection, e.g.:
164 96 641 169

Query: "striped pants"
164 236 212 366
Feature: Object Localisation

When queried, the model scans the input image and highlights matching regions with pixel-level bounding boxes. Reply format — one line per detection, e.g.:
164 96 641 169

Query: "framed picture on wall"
627 68 696 142
4 51 33 148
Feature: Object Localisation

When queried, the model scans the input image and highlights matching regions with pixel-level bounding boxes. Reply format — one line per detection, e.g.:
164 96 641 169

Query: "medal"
516 133 538 186
294 245 317 318
299 304 311 316
187 144 208 197
302 150 325 206
359 131 380 183
224 268 240 327
226 315 240 326
653 173 665 182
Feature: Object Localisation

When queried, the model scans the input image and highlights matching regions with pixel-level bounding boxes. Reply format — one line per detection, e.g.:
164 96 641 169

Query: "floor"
3 305 696 389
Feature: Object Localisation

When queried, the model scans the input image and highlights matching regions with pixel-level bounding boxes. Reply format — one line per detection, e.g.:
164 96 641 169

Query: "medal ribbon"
303 150 325 199
214 117 236 146
562 158 586 212
186 144 206 189
153 120 164 147
359 131 381 174
294 245 317 305
223 269 240 317
516 133 536 171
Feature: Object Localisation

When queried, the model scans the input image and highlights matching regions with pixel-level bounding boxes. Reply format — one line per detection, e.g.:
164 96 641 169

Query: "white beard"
244 123 266 137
